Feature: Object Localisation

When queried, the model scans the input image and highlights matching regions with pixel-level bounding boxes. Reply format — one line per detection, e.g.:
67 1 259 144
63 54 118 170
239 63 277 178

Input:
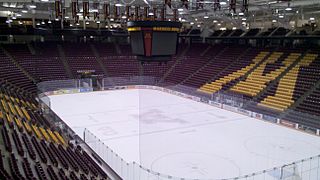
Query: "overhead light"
96 21 101 24
204 15 209 19
178 8 183 12
213 20 217 23
91 9 98 13
16 14 22 17
197 24 201 28
220 27 227 30
310 17 315 21
242 22 246 25
279 15 284 18
272 19 277 23
148 12 154 16
76 23 80 26
190 22 194 25
41 21 45 24
18 21 23 25
220 2 227 5
239 12 244 16
55 18 59 21
21 10 28 13
41 0 49 1
217 23 221 26
48 20 52 24
12 17 17 20
110 18 114 21
115 3 122 7
241 18 246 21
76 12 82 16
121 15 127 19
232 27 237 30
285 7 292 11
181 19 186 22
65 16 70 19
70 24 73 27
36 22 40 26
29 5 37 9
8 19 13 23
5 20 10 24
195 18 198 21
86 21 89 25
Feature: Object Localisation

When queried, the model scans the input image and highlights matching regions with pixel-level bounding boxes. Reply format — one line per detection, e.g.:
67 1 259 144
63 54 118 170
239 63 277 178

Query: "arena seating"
229 52 298 96
198 48 268 94
0 84 109 179
62 43 104 77
0 47 36 94
258 53 318 111
1 41 320 178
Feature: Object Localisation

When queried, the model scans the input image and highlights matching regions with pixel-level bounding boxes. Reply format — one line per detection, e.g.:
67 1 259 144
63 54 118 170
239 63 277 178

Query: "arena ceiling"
0 0 319 29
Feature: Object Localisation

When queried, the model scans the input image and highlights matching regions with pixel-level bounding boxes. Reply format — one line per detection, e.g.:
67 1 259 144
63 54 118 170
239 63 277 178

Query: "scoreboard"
127 21 182 62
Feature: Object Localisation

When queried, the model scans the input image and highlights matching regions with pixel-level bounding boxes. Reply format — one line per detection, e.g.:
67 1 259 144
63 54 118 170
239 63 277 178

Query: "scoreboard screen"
151 32 178 56
130 31 144 55
128 21 182 61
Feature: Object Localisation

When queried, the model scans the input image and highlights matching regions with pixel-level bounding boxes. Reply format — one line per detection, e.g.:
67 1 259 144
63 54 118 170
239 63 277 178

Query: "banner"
280 119 295 128
209 100 222 108
262 114 277 123
237 108 252 116
222 104 238 112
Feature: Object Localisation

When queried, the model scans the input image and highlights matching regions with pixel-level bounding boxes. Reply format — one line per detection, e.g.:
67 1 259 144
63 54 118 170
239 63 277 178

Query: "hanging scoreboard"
127 21 182 62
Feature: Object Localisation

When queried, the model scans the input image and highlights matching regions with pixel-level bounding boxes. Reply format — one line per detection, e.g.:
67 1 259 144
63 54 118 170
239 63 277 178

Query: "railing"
84 128 320 180
37 76 320 180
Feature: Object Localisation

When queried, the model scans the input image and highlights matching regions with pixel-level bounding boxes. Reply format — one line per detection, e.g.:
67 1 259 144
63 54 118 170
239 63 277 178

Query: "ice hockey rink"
49 89 320 179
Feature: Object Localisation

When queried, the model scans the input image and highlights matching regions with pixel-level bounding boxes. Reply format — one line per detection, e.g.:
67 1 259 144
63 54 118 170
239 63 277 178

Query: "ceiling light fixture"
285 7 292 11
29 5 36 9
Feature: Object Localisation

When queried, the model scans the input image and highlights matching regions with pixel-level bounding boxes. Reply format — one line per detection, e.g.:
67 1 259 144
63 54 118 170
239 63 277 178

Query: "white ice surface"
49 89 320 179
